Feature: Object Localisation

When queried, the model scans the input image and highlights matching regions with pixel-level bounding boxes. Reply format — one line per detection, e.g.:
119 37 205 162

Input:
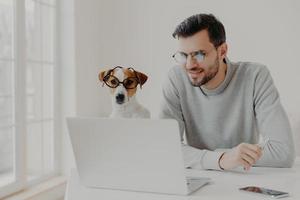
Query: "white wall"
58 0 76 175
61 0 300 174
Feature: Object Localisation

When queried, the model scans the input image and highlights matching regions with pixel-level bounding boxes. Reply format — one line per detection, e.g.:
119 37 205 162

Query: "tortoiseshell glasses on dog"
103 66 140 89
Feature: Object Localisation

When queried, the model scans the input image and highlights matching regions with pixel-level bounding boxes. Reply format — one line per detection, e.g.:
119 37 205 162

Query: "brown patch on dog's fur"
135 71 148 86
99 69 116 94
98 70 106 82
123 68 137 97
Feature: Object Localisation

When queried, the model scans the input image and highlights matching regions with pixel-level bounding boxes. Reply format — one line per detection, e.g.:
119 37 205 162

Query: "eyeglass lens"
173 51 204 64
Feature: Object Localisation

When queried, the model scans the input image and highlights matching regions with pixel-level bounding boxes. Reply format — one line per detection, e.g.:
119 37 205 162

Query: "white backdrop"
60 0 300 174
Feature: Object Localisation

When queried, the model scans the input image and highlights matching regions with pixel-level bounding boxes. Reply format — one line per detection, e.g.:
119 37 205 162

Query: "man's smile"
187 70 204 78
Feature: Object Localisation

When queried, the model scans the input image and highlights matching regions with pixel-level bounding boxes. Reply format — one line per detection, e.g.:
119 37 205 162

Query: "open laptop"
66 117 210 195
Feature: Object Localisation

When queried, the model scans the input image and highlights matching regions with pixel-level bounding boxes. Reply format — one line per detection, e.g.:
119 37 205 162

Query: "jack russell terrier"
99 66 150 118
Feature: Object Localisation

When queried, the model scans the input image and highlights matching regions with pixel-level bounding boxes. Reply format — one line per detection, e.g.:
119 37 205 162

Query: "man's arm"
219 66 295 170
252 66 295 167
159 69 224 170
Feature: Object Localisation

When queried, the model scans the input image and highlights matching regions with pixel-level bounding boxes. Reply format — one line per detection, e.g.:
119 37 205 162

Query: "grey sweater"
159 58 295 170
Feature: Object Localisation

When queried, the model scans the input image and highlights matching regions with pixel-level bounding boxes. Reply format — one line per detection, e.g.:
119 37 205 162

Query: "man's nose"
185 55 198 69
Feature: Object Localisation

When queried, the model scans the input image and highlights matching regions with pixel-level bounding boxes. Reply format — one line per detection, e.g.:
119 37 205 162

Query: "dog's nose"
116 93 125 104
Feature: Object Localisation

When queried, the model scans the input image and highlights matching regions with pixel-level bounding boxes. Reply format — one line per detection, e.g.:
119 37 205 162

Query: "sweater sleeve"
253 66 295 167
159 68 224 170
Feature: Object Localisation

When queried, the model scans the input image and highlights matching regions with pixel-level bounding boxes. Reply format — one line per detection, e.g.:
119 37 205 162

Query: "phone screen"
239 186 289 198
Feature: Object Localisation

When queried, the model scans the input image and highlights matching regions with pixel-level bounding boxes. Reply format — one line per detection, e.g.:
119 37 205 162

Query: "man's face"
177 30 224 87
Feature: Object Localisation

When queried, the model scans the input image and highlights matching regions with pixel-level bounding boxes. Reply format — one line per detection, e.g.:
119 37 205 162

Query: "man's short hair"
172 14 226 48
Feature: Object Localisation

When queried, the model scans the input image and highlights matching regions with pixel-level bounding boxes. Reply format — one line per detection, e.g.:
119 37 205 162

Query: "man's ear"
135 71 148 86
98 70 107 82
218 43 228 60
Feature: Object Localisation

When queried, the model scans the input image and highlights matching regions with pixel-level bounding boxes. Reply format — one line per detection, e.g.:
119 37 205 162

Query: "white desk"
65 157 300 200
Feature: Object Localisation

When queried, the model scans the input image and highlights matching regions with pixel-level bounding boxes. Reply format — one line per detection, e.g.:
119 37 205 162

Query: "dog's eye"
110 79 117 85
126 80 133 85
123 78 138 89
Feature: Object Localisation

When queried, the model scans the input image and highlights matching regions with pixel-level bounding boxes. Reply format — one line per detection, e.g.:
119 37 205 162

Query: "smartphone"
239 186 289 198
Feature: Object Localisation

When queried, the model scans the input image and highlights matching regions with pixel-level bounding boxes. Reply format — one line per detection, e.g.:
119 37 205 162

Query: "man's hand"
219 143 262 170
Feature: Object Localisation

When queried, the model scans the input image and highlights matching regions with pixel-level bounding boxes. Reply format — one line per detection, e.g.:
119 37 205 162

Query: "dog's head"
99 66 148 105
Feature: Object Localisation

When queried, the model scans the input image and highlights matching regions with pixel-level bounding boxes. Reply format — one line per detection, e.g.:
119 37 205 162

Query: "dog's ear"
135 71 148 86
98 70 107 82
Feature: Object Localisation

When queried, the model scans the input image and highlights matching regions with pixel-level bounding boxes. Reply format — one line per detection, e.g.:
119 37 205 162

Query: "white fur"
109 68 150 118
110 96 150 118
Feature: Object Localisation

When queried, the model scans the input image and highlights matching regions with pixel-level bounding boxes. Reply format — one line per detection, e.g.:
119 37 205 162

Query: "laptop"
66 117 210 195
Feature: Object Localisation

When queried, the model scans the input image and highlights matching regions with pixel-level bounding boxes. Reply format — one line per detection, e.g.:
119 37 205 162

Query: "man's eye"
179 52 187 58
195 51 205 56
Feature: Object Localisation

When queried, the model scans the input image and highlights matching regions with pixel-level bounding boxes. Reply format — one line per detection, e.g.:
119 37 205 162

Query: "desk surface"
65 157 300 200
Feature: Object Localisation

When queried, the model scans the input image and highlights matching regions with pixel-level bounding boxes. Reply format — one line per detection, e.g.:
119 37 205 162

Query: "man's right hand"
219 143 263 171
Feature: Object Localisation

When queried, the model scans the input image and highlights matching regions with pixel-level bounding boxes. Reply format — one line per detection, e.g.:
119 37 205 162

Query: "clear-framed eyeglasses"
172 51 205 65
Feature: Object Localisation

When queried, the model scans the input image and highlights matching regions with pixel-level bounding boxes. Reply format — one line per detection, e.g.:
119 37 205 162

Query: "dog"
99 66 150 118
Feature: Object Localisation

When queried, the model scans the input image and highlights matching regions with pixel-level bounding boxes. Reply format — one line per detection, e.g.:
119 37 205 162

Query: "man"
159 14 295 171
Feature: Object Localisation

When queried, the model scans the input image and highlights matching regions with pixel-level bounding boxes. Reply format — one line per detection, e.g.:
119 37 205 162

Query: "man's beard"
189 58 219 87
